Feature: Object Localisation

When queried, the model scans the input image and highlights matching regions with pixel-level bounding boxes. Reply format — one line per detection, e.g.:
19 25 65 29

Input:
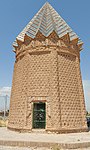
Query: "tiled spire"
13 2 82 47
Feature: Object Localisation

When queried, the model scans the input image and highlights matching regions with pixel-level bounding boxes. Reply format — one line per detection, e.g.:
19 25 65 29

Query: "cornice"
14 32 80 62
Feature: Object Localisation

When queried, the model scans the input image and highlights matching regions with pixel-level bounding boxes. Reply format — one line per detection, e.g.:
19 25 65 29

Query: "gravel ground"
0 128 90 144
0 146 90 150
0 146 50 150
0 128 90 149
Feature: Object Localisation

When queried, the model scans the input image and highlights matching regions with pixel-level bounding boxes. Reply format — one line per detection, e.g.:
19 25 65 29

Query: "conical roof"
13 2 82 47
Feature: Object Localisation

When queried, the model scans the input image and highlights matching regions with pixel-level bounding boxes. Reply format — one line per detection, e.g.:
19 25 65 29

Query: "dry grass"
52 146 62 150
0 118 8 127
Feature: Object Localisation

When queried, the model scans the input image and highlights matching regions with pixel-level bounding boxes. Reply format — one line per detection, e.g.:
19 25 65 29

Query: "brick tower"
8 2 88 133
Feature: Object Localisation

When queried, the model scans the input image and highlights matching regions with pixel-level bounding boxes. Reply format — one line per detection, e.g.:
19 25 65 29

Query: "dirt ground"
0 146 90 150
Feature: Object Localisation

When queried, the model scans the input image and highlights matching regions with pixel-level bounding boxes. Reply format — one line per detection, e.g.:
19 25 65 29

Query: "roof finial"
45 1 50 5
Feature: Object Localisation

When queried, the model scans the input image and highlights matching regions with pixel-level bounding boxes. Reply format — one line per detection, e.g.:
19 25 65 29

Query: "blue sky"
0 0 90 110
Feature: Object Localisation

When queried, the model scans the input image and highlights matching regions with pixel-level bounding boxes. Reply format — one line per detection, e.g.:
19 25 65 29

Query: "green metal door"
33 102 46 129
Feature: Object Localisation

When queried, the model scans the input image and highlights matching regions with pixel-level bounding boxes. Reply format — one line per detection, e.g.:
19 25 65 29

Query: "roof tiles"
13 2 83 47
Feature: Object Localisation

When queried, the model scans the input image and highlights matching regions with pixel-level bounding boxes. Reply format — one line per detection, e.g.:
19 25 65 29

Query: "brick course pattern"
8 33 88 133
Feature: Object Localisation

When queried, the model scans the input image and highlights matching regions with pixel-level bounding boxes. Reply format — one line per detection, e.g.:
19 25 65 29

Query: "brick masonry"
8 32 88 133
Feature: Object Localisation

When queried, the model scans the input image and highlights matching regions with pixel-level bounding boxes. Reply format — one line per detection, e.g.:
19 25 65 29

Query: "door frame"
32 101 46 129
